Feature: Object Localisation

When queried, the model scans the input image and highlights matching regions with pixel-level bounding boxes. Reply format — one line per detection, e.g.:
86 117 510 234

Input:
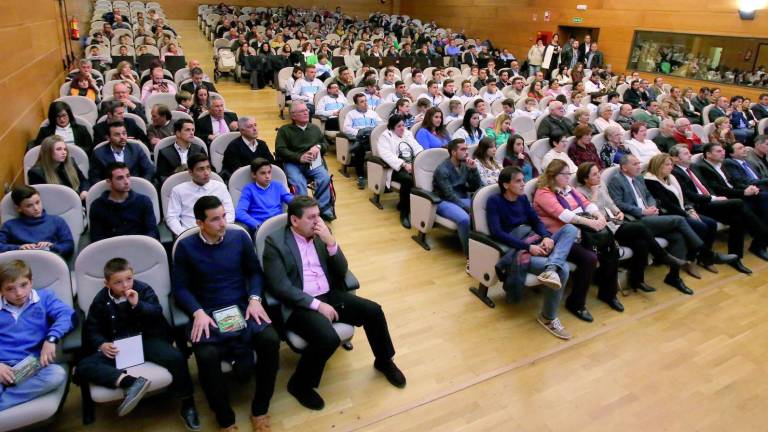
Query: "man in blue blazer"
724 142 768 190
90 121 155 182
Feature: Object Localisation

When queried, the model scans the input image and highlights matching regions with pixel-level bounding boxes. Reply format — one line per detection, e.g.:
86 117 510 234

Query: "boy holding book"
0 260 74 411
75 258 199 429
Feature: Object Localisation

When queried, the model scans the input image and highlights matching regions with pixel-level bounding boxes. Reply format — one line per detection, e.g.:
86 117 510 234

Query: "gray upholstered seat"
409 148 458 250
228 164 288 205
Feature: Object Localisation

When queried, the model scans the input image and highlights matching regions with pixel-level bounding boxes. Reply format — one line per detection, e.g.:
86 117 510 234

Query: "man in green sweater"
632 100 663 129
275 101 336 221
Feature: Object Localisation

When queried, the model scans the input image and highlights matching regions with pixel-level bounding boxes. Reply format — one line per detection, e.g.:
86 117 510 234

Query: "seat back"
510 115 536 143
76 236 172 323
209 132 241 172
172 224 250 258
533 112 549 134
479 116 495 131
336 104 357 133
171 110 193 123
145 93 179 119
1 184 84 239
524 178 538 202
93 139 152 163
592 133 606 155
529 137 551 172
646 127 660 141
702 104 714 125
56 96 99 125
369 124 388 157
471 184 499 234
413 148 449 191
375 102 395 119
254 214 288 266
494 143 508 164
160 171 224 216
600 165 620 188
23 144 89 185
0 250 72 308
86 177 161 223
229 165 288 205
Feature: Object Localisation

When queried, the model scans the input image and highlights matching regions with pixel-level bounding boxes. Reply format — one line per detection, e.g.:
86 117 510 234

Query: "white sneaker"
537 316 571 340
536 270 562 290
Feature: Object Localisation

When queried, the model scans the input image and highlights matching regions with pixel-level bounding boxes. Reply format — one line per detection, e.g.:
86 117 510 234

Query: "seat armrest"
313 114 329 122
170 297 190 328
470 231 511 254
342 271 360 291
62 323 82 353
365 154 388 166
411 187 442 204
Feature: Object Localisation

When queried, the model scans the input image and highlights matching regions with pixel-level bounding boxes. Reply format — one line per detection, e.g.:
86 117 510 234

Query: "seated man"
89 163 158 242
482 78 503 106
343 93 383 189
708 96 730 123
290 65 323 115
263 196 405 410
694 143 768 221
275 102 335 221
671 117 703 153
93 101 149 145
433 139 482 256
537 101 574 138
724 142 768 190
157 119 207 184
67 58 104 89
385 81 411 104
90 121 155 182
221 117 274 182
315 82 349 133
179 67 217 94
236 158 293 234
631 100 663 129
109 82 147 125
75 258 199 426
173 196 279 432
653 119 678 153
614 103 634 130
140 67 177 104
333 66 356 94
488 166 578 340
146 104 174 149
0 260 74 412
194 95 239 148
747 134 768 178
417 80 445 108
0 186 73 258
607 155 704 295
165 154 234 236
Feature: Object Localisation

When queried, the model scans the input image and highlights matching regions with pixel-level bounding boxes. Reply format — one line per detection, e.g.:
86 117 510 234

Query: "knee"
314 330 341 353
45 364 67 387
193 345 220 366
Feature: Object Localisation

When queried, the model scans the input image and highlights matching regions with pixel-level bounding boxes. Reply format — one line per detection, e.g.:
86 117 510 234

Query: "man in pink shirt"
263 196 405 410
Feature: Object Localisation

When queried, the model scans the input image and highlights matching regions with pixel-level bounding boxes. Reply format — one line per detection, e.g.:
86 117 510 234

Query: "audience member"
34 101 93 154
179 67 217 94
221 116 274 181
537 101 574 138
377 115 423 228
541 133 577 173
473 137 502 186
415 107 450 149
194 95 239 147
28 136 89 200
567 125 602 168
94 101 149 145
0 186 74 258
147 105 174 149
157 119 207 184
626 122 661 165
235 158 293 234
90 121 155 182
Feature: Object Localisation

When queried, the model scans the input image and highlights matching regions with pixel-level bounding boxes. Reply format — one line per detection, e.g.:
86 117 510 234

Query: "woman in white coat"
377 114 424 228
541 34 562 80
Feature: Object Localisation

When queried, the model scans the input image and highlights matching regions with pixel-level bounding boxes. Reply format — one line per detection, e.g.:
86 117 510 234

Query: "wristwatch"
46 335 60 344
248 295 262 304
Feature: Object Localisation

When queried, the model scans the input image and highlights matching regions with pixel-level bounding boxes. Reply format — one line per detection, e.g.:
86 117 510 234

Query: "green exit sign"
572 17 583 23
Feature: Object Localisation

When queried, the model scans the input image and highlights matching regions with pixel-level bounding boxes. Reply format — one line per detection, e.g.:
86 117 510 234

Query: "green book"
212 306 246 333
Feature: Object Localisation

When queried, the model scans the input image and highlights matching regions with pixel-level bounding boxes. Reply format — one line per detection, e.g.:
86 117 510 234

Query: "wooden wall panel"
161 0 398 20
401 0 768 99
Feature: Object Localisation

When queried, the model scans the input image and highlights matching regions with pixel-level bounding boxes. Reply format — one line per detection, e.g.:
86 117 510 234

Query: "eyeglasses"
557 172 572 177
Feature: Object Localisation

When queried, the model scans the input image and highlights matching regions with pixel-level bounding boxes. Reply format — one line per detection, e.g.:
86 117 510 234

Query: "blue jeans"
0 363 67 411
436 198 470 255
528 64 540 77
530 224 578 319
284 162 333 215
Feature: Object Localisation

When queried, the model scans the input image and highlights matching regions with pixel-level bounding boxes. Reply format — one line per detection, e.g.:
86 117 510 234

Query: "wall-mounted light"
739 0 766 19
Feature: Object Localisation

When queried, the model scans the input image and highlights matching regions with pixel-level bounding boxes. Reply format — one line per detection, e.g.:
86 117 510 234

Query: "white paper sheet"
114 335 145 370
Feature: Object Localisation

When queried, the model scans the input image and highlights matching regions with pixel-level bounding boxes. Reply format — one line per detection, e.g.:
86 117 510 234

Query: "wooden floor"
48 21 768 432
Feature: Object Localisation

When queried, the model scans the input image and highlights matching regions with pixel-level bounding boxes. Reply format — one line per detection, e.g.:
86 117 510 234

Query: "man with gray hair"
615 103 634 130
194 94 239 147
671 117 703 153
68 58 104 89
221 116 274 181
653 119 678 152
536 101 574 138
109 81 147 124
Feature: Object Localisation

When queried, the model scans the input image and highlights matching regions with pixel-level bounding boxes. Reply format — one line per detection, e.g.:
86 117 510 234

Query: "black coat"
34 123 94 155
693 159 744 199
195 112 239 147
644 178 690 217
180 81 218 95
93 118 148 145
221 137 274 181
156 142 208 184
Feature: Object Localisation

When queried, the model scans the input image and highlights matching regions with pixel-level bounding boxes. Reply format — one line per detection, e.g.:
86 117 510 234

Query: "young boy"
514 97 543 120
315 54 332 81
0 260 74 411
174 90 194 114
446 100 463 122
482 78 503 106
363 78 382 110
0 186 74 259
75 258 199 428
235 158 294 234
501 98 516 117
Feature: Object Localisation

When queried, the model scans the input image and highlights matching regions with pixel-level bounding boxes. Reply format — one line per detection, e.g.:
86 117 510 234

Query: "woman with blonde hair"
115 61 137 84
28 135 89 200
533 159 621 321
709 117 736 147
485 113 514 147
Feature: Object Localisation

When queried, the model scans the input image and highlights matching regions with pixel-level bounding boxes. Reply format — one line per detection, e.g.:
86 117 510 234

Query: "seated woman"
68 73 100 104
533 159 621 321
594 103 622 133
28 136 89 201
527 80 545 102
485 113 514 147
415 107 450 149
568 125 603 168
541 133 577 173
599 125 630 168
190 86 211 120
729 96 755 145
575 161 689 293
573 107 599 135
34 101 93 154
378 115 424 228
545 80 569 99
626 121 660 165
391 98 416 128
452 109 485 145
473 137 502 186
499 133 534 177
708 117 736 147
114 60 138 85
643 153 736 273
488 166 579 340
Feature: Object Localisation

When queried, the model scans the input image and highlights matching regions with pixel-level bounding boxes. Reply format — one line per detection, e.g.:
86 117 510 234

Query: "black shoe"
180 405 201 431
400 214 411 229
632 282 657 293
357 176 367 190
729 259 753 275
748 246 768 261
287 379 325 410
599 296 625 312
320 211 337 222
565 305 594 322
117 377 151 417
663 275 694 295
661 253 688 268
374 359 407 388
713 252 739 265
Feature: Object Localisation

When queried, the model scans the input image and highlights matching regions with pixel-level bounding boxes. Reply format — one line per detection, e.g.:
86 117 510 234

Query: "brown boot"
251 415 271 432
220 426 239 432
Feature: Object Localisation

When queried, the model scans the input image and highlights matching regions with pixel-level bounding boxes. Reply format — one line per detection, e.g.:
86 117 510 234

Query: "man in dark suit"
708 96 730 123
752 94 768 122
607 154 703 294
462 45 479 66
179 67 218 95
195 95 238 148
110 82 147 125
622 80 648 109
90 121 155 182
583 42 604 69
156 119 207 184
747 135 768 178
669 144 768 266
221 117 274 181
693 143 768 221
262 196 405 411
577 35 593 63
724 142 768 190
94 100 148 145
